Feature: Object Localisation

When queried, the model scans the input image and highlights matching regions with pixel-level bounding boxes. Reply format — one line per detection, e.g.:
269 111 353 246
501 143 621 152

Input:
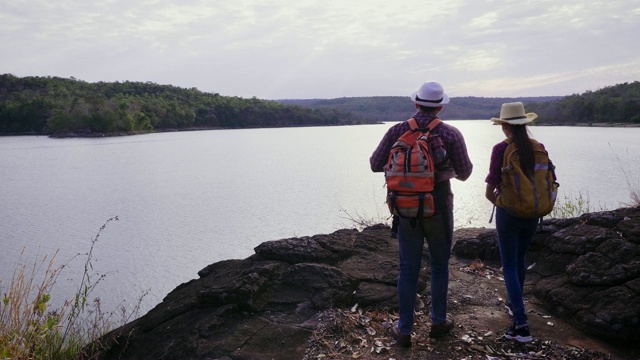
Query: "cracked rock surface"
88 207 640 360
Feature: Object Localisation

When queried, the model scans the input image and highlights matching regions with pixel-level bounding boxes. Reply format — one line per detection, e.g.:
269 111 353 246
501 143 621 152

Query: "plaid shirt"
369 112 473 181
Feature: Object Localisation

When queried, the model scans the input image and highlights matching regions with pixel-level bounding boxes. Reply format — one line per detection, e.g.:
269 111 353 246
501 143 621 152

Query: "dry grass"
610 144 640 207
0 216 143 360
0 248 65 358
338 205 392 230
549 191 609 219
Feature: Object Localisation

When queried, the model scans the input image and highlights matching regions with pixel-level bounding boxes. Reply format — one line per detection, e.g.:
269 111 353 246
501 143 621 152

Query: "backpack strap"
427 118 442 132
407 117 419 130
502 139 517 169
406 117 442 133
503 138 549 170
388 192 397 213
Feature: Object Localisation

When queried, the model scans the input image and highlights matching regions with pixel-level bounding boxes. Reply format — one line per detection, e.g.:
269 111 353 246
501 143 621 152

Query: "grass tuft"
610 144 640 207
338 205 391 230
549 191 608 219
0 216 144 359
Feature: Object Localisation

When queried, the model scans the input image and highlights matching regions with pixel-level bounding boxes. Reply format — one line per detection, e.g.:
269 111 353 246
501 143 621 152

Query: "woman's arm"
485 183 497 205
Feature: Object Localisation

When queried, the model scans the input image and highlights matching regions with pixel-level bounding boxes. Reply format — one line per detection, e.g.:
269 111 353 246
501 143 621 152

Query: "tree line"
527 81 640 124
280 82 640 125
279 96 563 122
0 74 371 136
2 74 638 136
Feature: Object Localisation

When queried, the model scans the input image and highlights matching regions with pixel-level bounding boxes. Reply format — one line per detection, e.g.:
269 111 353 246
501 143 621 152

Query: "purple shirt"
485 141 509 187
369 112 473 182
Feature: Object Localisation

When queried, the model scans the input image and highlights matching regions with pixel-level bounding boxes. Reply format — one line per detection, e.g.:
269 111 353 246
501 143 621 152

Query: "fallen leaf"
469 258 484 269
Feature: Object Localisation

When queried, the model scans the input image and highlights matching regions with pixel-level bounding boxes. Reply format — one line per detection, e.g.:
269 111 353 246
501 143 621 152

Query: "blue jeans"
495 207 539 327
396 205 453 335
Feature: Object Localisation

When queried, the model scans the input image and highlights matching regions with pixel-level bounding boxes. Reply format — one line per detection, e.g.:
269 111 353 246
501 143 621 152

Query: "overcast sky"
2 0 639 100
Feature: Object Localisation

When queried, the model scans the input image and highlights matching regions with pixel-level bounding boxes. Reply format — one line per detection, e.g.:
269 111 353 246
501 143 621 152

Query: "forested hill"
2 75 638 136
279 96 562 122
280 81 640 125
527 81 640 124
0 74 371 136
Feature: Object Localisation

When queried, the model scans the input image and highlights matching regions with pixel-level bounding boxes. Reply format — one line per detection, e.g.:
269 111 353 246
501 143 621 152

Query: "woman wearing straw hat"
484 102 541 343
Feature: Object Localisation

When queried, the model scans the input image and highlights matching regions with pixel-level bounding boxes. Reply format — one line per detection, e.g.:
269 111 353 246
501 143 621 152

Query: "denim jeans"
495 206 539 327
396 195 453 335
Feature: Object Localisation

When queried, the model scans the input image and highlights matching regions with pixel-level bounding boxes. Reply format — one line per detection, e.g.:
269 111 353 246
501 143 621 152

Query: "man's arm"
446 127 473 181
370 123 404 172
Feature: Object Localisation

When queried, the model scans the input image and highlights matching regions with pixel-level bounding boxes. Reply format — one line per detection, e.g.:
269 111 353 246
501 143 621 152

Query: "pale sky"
2 0 640 100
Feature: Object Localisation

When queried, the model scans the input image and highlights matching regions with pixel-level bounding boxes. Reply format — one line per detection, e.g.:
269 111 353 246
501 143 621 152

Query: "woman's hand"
485 184 497 205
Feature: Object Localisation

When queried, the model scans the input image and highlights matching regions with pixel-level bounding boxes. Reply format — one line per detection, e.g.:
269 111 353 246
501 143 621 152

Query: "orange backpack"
496 139 559 218
385 117 443 218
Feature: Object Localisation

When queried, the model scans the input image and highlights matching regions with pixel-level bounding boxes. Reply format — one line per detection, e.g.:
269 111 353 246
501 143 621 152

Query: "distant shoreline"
539 122 640 127
2 121 639 138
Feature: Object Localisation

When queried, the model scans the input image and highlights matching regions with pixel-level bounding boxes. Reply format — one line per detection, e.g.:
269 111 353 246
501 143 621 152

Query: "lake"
1 121 639 316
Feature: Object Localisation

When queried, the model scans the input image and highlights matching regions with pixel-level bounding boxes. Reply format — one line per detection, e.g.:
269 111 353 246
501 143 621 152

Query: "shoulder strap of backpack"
427 117 442 131
530 139 546 153
502 139 517 168
406 117 418 131
529 140 557 179
395 118 422 145
407 117 442 133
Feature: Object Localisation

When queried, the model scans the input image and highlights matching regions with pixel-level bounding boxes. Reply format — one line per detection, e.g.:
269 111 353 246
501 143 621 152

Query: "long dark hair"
509 124 535 178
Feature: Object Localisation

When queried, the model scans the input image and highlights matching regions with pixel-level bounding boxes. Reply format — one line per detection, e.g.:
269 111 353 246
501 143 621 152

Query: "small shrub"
339 206 391 230
550 191 608 219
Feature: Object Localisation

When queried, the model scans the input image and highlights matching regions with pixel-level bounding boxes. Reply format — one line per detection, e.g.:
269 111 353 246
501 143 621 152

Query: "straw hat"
410 81 449 107
491 102 537 125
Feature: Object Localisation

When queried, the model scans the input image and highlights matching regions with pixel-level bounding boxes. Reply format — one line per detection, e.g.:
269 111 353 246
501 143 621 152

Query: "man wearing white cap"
370 81 473 347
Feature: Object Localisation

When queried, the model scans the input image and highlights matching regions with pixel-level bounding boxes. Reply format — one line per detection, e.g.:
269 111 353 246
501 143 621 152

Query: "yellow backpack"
496 139 559 218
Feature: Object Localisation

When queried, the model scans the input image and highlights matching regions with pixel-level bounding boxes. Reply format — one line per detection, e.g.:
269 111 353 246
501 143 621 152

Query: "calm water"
1 121 639 315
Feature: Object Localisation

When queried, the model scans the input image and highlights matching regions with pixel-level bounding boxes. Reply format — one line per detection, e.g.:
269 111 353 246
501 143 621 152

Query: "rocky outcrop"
90 207 640 359
454 206 640 344
91 226 423 360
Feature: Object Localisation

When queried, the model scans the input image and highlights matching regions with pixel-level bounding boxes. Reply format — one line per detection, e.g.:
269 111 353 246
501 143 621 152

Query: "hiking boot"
429 314 455 338
505 323 533 343
391 323 411 347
